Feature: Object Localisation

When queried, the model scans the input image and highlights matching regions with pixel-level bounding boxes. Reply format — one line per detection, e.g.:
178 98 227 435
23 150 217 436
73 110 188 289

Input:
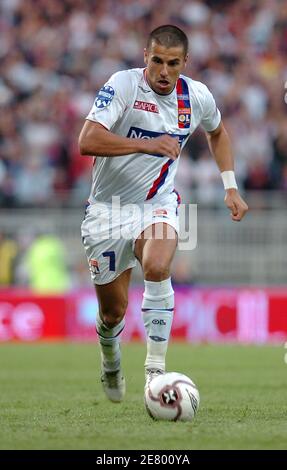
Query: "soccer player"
79 25 248 402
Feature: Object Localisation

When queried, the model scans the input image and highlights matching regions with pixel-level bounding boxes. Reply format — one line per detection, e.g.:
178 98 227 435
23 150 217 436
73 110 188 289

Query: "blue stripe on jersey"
127 127 188 157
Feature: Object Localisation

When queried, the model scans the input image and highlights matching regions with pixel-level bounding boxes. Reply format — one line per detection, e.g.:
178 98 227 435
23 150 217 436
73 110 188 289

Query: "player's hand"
224 188 248 222
145 134 180 160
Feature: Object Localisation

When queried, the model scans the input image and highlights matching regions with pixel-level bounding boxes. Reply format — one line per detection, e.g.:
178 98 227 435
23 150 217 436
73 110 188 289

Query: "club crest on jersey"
95 85 114 108
176 78 191 129
133 100 159 113
178 111 191 124
90 259 100 274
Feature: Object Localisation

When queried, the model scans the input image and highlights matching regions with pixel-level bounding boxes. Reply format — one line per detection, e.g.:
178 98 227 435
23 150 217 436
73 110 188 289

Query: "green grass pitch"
0 342 286 450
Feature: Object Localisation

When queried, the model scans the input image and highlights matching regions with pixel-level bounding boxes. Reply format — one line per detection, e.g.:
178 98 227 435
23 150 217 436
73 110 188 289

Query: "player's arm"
206 121 248 221
79 120 180 160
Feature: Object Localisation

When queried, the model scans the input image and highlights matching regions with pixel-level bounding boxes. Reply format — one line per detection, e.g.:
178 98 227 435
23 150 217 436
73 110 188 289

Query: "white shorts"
81 192 180 285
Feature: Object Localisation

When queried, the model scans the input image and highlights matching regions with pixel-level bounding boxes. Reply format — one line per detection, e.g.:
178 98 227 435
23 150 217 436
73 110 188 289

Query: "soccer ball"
144 372 200 422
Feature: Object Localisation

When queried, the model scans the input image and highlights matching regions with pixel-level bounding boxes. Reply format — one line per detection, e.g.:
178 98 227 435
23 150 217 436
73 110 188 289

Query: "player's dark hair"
147 25 188 56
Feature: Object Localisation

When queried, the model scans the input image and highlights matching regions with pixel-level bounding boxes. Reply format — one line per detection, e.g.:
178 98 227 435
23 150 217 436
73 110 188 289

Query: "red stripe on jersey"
146 159 173 200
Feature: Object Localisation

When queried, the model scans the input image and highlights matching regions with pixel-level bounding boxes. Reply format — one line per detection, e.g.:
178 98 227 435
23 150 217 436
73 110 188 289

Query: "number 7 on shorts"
103 251 116 271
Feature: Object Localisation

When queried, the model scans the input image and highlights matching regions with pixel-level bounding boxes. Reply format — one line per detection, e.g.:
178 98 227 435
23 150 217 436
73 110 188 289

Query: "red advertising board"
0 288 286 343
0 291 67 341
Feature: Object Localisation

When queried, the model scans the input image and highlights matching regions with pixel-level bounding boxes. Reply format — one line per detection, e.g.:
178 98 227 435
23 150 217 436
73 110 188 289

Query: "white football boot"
144 368 164 391
101 370 126 403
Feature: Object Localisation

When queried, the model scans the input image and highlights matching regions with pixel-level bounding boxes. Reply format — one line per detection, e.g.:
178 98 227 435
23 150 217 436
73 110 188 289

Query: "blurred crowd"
0 229 88 291
0 0 287 209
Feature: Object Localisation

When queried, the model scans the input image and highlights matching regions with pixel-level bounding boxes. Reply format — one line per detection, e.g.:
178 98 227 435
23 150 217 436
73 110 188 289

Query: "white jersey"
86 68 221 205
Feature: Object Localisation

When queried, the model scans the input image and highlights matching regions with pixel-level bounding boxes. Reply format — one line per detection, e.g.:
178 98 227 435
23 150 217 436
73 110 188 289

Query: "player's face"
144 42 187 95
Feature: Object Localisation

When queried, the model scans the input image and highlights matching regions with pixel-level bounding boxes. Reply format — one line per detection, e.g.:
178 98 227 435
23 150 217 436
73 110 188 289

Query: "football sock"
96 312 125 373
142 278 174 372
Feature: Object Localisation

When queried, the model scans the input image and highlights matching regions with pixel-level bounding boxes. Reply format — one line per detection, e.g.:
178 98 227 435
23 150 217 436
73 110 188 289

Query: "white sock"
142 278 174 372
96 312 125 373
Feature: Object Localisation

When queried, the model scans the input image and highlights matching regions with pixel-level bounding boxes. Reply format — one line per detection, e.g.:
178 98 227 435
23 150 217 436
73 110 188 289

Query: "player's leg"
81 201 137 402
134 223 177 385
95 268 132 402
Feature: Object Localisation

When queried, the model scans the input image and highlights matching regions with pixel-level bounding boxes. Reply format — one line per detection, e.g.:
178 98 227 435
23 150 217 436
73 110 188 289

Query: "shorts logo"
95 85 114 108
133 100 159 113
90 259 100 274
153 209 168 218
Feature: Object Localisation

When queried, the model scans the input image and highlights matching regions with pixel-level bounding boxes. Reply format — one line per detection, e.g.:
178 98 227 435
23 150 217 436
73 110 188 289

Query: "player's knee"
102 312 124 329
101 301 128 329
143 261 170 281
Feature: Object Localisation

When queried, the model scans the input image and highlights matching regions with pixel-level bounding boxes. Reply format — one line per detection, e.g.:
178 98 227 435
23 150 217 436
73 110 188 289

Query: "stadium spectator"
0 232 18 286
24 232 70 293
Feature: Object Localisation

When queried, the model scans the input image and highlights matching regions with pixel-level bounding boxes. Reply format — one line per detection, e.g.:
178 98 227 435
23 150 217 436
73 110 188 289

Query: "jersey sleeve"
200 85 221 132
86 71 131 130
